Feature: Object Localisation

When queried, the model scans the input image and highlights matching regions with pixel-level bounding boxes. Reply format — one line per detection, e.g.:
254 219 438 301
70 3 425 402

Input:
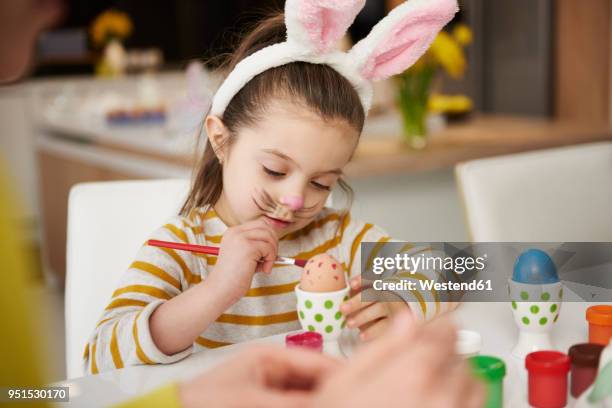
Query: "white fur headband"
210 0 459 117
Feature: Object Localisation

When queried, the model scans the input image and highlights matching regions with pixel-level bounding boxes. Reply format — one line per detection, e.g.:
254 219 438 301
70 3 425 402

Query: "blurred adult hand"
178 344 340 408
311 311 486 408
0 0 64 82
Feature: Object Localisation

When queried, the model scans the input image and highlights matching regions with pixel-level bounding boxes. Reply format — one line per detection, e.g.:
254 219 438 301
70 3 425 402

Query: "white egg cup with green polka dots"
295 284 350 341
508 278 563 359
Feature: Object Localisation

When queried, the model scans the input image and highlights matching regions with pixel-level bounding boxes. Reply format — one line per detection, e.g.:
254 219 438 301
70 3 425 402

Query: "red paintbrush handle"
147 240 219 255
147 239 307 268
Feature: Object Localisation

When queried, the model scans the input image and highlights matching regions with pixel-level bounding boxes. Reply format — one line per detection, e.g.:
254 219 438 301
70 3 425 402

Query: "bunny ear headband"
210 0 459 117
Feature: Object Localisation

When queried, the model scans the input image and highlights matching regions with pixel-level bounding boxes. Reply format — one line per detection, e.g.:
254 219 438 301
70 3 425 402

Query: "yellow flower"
452 24 473 46
90 9 133 47
428 94 473 113
429 31 466 79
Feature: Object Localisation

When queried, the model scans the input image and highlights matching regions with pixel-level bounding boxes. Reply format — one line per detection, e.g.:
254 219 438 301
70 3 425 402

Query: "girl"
84 0 458 373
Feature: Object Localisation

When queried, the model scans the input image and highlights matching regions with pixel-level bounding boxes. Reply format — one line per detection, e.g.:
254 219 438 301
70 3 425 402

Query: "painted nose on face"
280 195 304 211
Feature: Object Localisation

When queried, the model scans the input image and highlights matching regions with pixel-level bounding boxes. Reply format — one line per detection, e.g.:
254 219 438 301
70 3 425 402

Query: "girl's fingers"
235 219 278 246
242 232 277 274
347 302 387 330
262 260 274 274
256 225 279 245
349 275 361 296
241 227 277 247
241 237 276 270
241 230 277 252
241 217 278 236
349 275 374 296
358 317 390 341
227 219 280 274
340 291 375 316
251 240 276 262
255 257 275 274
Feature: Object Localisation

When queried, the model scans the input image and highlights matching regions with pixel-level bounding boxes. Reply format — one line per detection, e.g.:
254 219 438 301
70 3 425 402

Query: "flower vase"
96 38 127 77
397 67 434 149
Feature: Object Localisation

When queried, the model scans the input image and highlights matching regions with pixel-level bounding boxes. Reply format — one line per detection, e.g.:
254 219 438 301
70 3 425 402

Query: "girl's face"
209 99 359 237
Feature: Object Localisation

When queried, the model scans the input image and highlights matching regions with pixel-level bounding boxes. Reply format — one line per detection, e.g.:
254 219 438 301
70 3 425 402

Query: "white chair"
65 179 190 379
455 142 612 241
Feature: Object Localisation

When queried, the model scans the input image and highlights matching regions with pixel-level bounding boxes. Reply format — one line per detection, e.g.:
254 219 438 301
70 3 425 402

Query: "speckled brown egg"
300 253 347 292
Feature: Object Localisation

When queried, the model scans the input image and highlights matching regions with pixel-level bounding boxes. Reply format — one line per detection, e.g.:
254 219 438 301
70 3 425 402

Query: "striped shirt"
83 206 450 374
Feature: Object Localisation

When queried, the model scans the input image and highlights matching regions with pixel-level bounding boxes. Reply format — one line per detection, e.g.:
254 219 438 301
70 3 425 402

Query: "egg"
512 249 559 284
300 253 347 292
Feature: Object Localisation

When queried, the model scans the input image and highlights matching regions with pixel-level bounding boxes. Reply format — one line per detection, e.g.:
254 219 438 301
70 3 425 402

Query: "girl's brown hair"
180 11 365 221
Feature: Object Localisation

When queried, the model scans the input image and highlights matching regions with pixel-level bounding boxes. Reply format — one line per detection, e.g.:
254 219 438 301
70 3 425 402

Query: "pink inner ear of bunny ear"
299 0 365 53
362 17 444 81
372 38 418 68
361 1 457 81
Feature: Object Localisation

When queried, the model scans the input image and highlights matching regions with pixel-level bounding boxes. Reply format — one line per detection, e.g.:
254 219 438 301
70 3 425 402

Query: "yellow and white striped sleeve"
83 216 203 374
385 244 459 320
338 215 456 321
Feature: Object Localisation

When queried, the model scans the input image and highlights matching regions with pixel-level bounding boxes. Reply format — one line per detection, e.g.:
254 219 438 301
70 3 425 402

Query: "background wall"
347 169 468 242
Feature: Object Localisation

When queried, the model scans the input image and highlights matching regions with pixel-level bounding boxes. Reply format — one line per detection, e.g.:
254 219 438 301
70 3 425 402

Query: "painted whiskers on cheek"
253 188 324 220
252 189 275 214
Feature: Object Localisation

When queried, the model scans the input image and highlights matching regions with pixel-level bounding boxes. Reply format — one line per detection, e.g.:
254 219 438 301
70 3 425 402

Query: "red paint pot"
525 350 570 408
285 331 323 352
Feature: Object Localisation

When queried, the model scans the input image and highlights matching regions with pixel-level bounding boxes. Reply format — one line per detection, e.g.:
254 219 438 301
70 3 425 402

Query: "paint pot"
586 305 612 346
525 350 570 408
568 343 604 398
456 329 482 358
285 331 323 352
469 355 506 408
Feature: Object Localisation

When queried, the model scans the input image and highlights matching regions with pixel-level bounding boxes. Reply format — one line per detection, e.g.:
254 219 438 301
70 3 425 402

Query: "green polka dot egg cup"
295 284 350 341
508 278 563 359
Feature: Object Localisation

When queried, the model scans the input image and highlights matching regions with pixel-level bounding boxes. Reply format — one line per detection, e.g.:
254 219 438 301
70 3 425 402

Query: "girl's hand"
149 217 278 355
340 275 410 341
311 312 485 408
207 217 278 305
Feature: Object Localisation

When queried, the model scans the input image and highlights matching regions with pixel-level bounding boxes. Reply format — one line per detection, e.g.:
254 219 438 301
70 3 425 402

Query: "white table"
55 301 599 408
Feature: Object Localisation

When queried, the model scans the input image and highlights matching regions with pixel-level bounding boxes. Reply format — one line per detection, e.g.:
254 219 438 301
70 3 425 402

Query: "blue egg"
512 249 559 284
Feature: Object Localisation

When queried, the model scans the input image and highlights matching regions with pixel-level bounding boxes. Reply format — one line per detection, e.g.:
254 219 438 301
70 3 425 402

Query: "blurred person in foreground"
0 1 483 407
